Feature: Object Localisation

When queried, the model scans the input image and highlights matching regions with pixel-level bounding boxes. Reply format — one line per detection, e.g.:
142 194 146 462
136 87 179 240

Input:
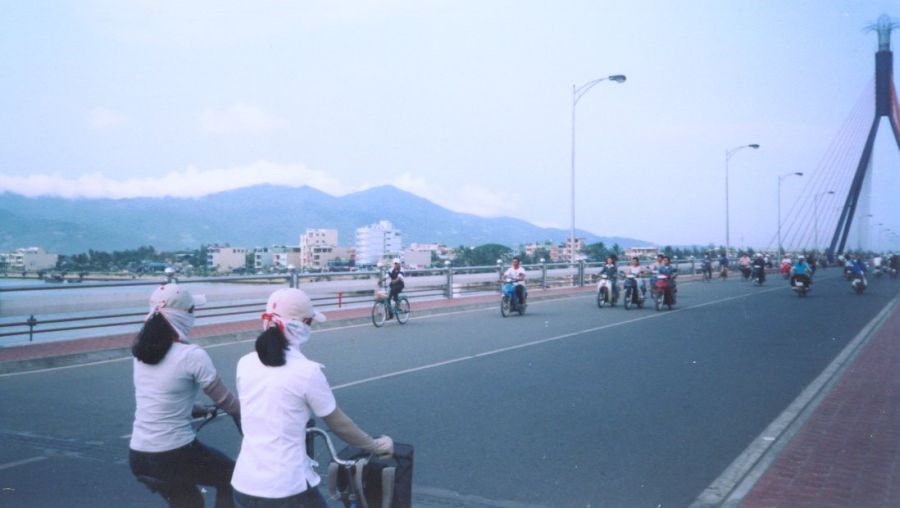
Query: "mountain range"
0 185 650 254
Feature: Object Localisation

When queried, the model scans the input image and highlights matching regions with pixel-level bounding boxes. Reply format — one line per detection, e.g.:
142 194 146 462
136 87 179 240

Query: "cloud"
200 103 287 135
0 161 344 199
88 107 125 129
390 172 518 218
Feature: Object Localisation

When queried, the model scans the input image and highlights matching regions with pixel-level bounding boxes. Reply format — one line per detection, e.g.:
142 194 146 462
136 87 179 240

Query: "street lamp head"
608 74 627 83
748 144 760 149
795 172 804 176
827 190 835 195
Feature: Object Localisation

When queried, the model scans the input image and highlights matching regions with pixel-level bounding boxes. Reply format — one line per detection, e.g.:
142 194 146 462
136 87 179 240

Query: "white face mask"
263 315 311 351
146 308 194 342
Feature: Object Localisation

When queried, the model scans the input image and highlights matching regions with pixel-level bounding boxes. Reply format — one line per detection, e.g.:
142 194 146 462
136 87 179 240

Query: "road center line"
332 287 781 391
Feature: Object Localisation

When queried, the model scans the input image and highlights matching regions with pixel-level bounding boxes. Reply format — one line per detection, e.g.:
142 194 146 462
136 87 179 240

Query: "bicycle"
134 406 239 502
308 427 413 508
371 288 410 327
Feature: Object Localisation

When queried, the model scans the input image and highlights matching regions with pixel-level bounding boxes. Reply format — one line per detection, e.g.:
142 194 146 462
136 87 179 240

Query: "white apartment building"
253 247 275 271
355 220 402 266
300 229 338 269
206 246 248 273
2 247 58 272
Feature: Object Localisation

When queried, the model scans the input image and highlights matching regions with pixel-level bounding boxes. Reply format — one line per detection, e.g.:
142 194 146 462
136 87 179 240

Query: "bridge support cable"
763 82 874 253
783 86 875 252
784 85 875 252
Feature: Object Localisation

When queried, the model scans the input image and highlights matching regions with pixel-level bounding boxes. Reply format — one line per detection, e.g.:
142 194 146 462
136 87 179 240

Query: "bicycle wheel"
395 297 410 324
371 302 387 327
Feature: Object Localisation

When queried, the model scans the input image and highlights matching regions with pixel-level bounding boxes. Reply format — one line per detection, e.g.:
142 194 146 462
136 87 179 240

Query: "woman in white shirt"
231 288 393 508
129 284 241 508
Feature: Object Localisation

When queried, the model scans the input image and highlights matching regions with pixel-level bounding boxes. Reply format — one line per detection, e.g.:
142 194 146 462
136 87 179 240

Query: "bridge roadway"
0 272 897 507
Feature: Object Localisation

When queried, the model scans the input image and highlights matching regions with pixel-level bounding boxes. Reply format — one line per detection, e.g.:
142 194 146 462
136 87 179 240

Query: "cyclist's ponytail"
256 326 288 367
132 312 176 365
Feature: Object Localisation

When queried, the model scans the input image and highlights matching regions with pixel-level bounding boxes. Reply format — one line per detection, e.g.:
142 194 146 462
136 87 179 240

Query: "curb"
689 294 900 507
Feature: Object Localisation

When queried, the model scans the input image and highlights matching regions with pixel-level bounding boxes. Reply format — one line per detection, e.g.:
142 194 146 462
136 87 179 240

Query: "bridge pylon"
829 14 900 256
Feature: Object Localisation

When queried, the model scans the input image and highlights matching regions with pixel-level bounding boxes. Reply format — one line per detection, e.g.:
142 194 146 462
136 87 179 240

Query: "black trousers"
130 439 235 508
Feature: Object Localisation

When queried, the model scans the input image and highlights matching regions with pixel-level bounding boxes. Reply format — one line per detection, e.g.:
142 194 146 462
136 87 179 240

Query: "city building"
206 245 249 273
355 220 402 266
253 247 276 272
300 229 339 269
405 243 451 267
1 247 59 272
562 237 586 261
306 245 355 271
272 246 302 270
524 241 561 262
624 246 660 259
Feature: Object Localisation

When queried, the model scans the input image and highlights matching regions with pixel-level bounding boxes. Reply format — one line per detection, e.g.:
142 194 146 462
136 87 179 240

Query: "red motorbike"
654 274 676 311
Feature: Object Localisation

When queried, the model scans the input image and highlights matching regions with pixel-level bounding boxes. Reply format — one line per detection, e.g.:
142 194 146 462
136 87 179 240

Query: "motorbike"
850 274 867 295
622 274 645 310
792 275 811 297
739 265 752 282
654 274 675 311
751 265 765 286
873 266 883 278
596 273 619 308
890 266 899 279
719 265 728 280
780 262 792 280
501 278 527 317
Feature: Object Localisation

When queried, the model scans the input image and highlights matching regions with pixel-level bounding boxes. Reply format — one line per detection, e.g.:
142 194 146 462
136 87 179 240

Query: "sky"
1 0 898 250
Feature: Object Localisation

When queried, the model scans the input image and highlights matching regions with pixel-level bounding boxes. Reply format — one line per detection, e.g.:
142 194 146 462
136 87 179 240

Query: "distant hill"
0 185 650 254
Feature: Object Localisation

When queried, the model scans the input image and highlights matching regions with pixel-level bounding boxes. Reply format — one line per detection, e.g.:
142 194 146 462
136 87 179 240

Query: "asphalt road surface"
1 271 897 507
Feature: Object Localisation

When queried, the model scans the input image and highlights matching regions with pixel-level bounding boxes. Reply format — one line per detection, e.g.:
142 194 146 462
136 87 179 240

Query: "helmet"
392 258 401 265
756 253 763 258
798 255 806 260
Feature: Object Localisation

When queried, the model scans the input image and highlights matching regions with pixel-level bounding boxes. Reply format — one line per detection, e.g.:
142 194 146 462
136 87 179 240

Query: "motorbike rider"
701 252 713 279
623 256 647 298
503 256 527 309
790 255 814 288
890 253 900 276
129 284 241 508
383 258 405 307
738 253 752 279
751 253 767 284
656 255 677 299
849 255 868 287
599 256 620 302
232 288 393 508
717 252 729 277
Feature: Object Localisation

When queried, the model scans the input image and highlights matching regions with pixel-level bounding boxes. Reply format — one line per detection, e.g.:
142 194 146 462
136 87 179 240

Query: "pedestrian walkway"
741 297 900 507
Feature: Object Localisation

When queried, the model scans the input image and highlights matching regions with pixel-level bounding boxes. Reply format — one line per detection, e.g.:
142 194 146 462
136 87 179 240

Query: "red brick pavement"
742 301 900 508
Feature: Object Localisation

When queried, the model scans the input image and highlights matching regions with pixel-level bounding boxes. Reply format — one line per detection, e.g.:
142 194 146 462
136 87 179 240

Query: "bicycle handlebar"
306 427 357 467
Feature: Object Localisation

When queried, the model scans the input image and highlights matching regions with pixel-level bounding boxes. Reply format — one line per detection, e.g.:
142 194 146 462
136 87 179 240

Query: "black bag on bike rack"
327 443 414 508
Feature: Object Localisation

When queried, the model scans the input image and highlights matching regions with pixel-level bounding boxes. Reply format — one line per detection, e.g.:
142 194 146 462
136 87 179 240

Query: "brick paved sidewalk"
741 300 900 508
0 285 594 373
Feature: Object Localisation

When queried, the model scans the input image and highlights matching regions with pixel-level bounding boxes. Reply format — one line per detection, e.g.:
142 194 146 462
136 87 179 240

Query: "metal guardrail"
0 258 706 345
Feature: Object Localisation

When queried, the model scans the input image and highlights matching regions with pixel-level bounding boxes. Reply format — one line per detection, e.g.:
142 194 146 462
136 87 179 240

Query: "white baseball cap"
392 258 401 264
266 288 326 323
149 283 207 311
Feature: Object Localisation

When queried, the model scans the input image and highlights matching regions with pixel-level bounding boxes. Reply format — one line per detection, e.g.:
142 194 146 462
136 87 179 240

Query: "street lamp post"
570 74 626 263
777 172 804 255
813 190 835 255
725 144 760 256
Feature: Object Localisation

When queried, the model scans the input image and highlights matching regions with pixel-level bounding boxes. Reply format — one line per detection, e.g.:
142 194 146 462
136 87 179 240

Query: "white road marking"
0 455 47 471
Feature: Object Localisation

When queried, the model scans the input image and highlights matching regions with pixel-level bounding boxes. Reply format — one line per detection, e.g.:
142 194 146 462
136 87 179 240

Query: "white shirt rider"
503 262 526 286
